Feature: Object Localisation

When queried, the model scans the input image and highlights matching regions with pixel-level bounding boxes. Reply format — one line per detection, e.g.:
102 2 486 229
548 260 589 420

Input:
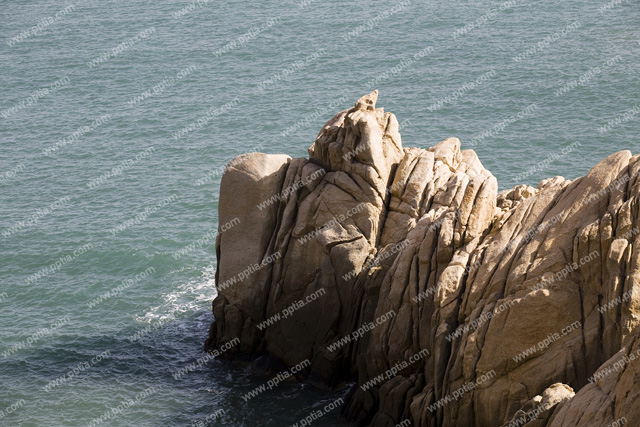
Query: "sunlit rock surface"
206 92 640 426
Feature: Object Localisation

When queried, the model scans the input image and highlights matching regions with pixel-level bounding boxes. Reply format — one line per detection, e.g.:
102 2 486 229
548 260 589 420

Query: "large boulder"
206 92 640 426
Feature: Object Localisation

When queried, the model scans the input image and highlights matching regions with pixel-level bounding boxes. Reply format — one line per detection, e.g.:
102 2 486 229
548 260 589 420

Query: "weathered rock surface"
206 92 640 426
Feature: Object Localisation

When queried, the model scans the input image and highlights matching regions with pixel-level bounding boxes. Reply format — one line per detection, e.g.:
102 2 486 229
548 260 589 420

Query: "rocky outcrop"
206 91 640 426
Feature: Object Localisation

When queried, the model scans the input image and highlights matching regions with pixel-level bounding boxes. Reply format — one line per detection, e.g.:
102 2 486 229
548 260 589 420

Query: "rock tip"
355 90 379 111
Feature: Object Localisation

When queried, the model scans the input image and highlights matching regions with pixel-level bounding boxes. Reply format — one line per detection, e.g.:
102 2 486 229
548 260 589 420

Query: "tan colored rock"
502 383 574 427
207 93 640 427
207 152 291 352
548 329 640 426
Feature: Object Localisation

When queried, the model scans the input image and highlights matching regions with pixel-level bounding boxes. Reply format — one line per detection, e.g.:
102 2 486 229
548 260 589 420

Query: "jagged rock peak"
355 89 378 111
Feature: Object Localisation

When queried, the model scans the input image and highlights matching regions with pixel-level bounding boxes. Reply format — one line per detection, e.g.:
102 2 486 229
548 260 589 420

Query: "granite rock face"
206 92 640 426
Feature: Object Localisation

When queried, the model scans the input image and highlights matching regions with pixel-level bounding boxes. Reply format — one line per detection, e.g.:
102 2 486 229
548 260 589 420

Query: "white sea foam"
135 266 218 322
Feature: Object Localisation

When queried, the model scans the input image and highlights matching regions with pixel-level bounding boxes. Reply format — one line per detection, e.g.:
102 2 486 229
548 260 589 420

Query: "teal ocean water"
1 0 638 425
